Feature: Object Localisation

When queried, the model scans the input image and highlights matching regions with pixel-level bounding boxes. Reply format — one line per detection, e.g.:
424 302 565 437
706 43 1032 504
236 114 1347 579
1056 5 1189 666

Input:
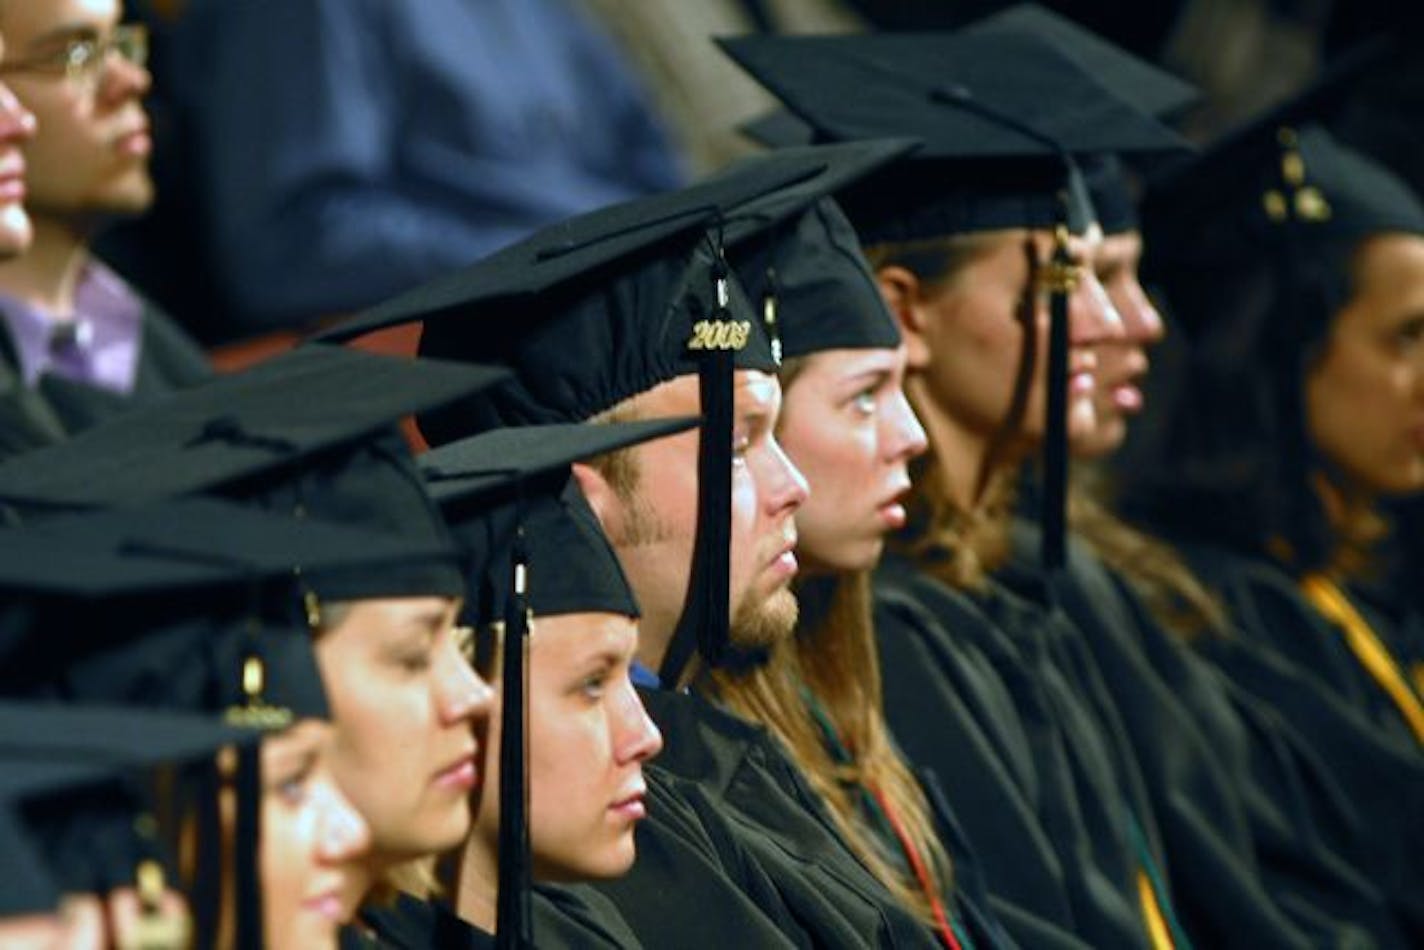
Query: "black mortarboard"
0 701 259 935
718 29 1187 244
717 140 916 360
739 109 815 150
422 417 692 947
0 497 461 726
1142 40 1423 340
313 163 816 434
721 26 1190 577
0 344 504 510
1082 154 1138 236
0 345 499 602
954 5 1200 240
731 196 901 361
424 418 696 624
959 5 1199 239
958 4 1198 120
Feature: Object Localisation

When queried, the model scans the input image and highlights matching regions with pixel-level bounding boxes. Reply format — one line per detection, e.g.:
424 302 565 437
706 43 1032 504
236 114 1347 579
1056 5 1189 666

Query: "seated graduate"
0 21 47 456
0 497 402 948
319 148 955 947
353 419 691 946
700 186 1022 948
722 19 1212 950
1118 89 1424 938
0 702 370 950
0 344 515 933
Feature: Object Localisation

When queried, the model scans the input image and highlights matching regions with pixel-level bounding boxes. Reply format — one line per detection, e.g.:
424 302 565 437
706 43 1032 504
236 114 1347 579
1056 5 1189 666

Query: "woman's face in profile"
260 719 370 950
1307 233 1424 498
474 611 661 883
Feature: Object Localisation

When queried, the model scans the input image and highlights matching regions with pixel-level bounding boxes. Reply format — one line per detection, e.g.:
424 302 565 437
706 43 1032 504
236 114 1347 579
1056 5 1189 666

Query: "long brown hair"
702 352 953 927
864 233 1029 590
704 572 953 927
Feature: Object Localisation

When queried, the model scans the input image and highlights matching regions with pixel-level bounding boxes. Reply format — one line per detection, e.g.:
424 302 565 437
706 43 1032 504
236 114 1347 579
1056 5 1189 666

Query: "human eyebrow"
26 25 100 52
404 605 452 635
263 740 318 787
842 368 894 391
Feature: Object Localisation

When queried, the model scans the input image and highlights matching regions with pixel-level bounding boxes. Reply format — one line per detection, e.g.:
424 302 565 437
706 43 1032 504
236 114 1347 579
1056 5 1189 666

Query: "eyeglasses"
0 24 149 89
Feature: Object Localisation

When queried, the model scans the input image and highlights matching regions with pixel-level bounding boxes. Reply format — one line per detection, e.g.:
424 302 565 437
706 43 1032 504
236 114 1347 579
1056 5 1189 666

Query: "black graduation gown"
804 686 1020 949
873 550 1157 950
0 298 210 457
591 686 943 948
1178 544 1424 941
592 763 807 948
1011 518 1393 948
350 886 644 949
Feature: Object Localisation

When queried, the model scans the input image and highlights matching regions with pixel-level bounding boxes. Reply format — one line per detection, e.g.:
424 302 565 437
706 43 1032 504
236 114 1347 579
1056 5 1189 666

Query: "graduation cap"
722 28 1189 575
420 417 693 948
739 109 815 150
1143 39 1421 337
0 345 499 604
0 701 263 946
1082 153 1139 236
958 4 1198 120
718 141 917 361
740 119 1147 239
954 4 1200 240
718 29 1188 245
0 496 472 732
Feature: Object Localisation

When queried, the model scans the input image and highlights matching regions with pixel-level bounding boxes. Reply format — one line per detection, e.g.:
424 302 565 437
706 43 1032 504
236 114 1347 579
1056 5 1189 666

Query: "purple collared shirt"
0 258 143 393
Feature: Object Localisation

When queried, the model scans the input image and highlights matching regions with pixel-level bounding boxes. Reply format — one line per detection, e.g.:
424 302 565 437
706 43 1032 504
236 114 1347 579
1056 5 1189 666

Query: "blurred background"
101 0 1421 360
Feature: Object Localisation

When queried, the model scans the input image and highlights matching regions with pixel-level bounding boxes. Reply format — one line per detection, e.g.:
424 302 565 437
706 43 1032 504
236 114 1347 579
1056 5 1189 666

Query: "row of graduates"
3 5 1424 947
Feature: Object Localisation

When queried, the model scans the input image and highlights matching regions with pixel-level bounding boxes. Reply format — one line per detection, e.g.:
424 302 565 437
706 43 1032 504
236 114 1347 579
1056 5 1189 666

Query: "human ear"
571 462 621 537
877 266 932 371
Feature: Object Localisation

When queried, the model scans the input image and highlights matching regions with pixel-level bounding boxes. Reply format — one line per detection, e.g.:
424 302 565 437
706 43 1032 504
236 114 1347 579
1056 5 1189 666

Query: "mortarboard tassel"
658 231 741 685
1040 216 1075 577
232 741 263 950
495 517 533 948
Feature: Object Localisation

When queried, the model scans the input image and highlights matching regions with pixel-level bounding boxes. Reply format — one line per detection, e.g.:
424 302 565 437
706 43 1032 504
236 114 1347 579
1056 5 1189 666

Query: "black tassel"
233 742 263 950
1041 219 1072 578
495 519 533 949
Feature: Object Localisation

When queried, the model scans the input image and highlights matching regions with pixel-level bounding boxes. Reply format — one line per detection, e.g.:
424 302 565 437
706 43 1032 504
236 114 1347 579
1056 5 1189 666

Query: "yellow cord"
1137 869 1175 950
1300 574 1424 745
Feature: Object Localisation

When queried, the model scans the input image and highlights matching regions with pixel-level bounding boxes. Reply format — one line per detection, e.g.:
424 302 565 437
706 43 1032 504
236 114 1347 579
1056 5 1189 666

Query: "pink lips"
767 538 798 580
303 891 345 924
0 156 25 203
433 752 479 791
114 126 151 158
609 789 647 822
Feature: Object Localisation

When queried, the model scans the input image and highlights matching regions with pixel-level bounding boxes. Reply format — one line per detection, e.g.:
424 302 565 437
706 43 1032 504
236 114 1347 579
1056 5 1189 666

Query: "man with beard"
318 142 949 947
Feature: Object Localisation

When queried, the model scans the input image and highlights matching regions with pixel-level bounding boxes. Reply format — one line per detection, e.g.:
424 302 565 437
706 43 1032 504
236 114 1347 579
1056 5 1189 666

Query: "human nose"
1070 271 1126 346
0 82 36 145
97 46 151 102
436 633 495 726
1113 277 1166 346
882 388 927 463
315 777 371 863
612 682 663 765
761 434 809 517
